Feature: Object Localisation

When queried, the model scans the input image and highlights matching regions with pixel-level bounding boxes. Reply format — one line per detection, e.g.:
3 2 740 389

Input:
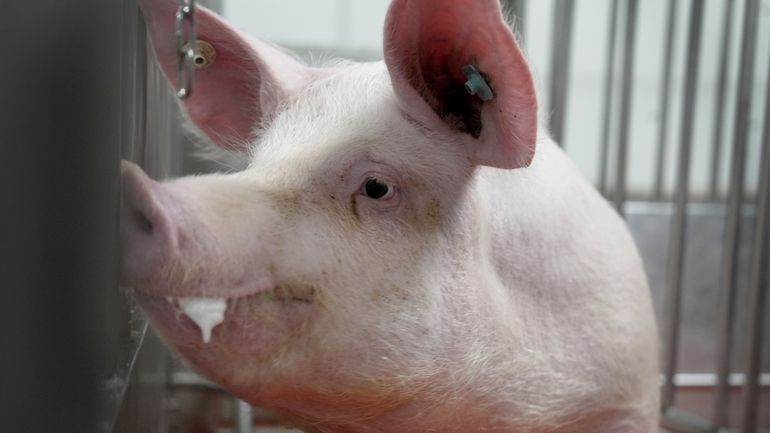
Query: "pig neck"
266 377 534 433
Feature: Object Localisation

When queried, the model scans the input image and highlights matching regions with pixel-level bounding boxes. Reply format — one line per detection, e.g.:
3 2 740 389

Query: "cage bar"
598 0 620 196
713 0 760 429
547 0 575 146
653 0 679 200
613 0 639 215
661 0 705 412
235 399 254 433
740 39 770 433
707 0 736 202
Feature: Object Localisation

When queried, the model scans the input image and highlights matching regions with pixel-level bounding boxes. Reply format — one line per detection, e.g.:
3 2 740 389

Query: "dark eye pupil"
365 178 390 199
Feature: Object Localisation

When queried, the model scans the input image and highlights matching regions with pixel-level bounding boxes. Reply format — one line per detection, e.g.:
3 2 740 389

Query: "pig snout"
120 160 180 289
119 160 282 300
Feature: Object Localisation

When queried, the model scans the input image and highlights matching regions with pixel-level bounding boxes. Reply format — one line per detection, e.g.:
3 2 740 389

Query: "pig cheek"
195 300 318 391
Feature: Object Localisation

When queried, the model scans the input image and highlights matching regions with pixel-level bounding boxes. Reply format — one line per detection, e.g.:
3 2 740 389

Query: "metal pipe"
661 407 713 433
170 371 221 390
707 0 736 201
133 11 148 166
613 0 639 215
234 399 254 433
653 0 678 200
712 0 760 427
598 0 620 195
661 0 705 411
740 35 770 433
673 372 770 388
547 0 575 146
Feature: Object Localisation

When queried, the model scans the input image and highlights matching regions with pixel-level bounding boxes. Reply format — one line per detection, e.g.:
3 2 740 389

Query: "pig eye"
363 177 394 200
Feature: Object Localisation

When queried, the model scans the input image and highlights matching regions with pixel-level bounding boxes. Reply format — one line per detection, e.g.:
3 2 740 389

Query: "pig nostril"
132 210 154 235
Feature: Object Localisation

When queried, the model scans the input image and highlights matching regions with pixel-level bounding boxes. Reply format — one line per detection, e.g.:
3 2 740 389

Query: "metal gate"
525 1 770 432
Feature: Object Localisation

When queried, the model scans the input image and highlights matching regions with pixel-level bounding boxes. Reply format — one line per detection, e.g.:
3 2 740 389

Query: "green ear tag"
463 64 494 102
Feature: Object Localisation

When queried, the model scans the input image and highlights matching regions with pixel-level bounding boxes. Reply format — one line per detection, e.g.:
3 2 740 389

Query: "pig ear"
139 0 313 151
384 0 538 169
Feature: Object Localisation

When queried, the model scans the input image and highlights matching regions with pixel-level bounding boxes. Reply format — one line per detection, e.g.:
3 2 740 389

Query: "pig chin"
132 283 317 375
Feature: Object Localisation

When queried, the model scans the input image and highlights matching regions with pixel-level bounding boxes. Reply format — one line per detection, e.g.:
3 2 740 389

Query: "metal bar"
547 0 576 146
741 36 770 433
598 0 620 195
661 0 705 411
234 399 254 433
672 372 770 388
133 10 148 166
170 371 221 389
145 38 184 178
652 0 678 200
712 0 760 427
661 407 713 433
707 0 736 201
170 374 256 432
613 0 639 215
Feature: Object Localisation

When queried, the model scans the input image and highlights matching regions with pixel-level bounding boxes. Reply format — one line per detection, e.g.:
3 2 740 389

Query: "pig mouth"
132 283 317 305
130 284 317 345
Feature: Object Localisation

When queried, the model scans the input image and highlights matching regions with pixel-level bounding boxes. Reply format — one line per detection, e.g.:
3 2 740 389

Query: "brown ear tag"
190 40 216 69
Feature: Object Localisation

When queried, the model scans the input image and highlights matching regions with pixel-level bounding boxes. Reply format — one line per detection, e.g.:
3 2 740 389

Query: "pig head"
121 0 660 432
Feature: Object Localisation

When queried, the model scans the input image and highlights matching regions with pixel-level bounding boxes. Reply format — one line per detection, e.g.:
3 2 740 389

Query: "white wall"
223 0 390 57
222 0 770 199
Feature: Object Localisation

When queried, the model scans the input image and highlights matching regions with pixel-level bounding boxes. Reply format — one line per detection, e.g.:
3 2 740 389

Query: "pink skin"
120 158 441 429
134 292 314 384
121 1 659 432
121 162 276 299
138 0 319 150
385 0 538 168
122 161 319 396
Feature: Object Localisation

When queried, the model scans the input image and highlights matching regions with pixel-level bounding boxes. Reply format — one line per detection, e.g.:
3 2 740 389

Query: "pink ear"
384 0 538 169
139 0 314 151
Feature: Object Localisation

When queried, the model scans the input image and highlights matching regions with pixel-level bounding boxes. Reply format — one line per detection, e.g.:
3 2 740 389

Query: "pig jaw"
135 288 316 384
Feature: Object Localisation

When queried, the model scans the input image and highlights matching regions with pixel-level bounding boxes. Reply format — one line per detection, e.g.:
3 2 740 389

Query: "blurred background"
1 0 769 432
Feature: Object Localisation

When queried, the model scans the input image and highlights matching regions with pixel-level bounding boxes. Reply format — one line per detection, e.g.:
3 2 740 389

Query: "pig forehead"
250 63 420 171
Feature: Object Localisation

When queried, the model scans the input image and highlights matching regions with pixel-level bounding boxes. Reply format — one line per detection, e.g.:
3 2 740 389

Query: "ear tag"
463 65 494 102
186 40 217 69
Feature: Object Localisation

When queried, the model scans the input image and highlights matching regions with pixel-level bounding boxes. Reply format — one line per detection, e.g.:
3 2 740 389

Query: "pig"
120 0 660 431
